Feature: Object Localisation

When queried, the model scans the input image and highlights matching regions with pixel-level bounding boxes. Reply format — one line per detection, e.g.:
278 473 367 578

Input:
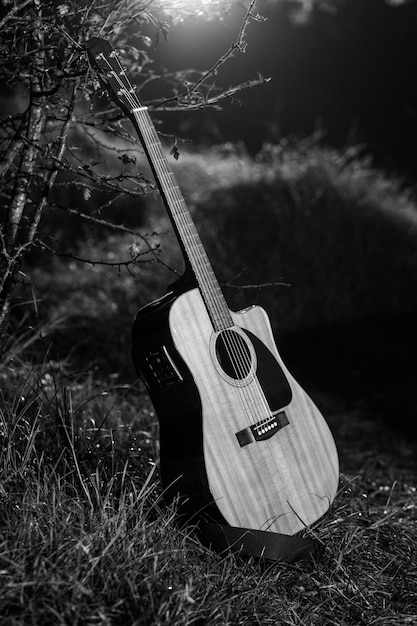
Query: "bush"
191 142 417 332
15 141 417 376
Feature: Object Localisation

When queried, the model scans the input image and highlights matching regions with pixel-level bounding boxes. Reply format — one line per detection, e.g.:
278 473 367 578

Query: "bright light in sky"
159 0 247 20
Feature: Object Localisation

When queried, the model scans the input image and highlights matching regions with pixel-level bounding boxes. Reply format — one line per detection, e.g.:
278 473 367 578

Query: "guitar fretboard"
131 107 233 331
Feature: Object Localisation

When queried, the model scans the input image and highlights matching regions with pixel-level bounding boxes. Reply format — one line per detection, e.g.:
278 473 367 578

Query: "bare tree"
0 0 267 349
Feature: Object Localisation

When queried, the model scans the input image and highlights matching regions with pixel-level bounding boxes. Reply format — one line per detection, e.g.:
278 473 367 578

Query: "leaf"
170 142 180 161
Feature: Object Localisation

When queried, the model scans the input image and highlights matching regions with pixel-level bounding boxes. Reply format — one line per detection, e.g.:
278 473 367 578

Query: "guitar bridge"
236 411 289 448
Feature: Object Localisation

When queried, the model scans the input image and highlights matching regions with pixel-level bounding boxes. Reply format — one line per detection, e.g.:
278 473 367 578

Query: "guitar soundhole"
215 330 253 380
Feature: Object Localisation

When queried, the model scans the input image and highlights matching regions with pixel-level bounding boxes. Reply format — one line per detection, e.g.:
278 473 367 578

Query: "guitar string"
135 111 264 395
96 54 237 342
136 115 229 324
97 52 275 432
128 96 257 393
95 52 229 334
137 110 276 434
132 106 273 427
95 52 270 425
95 50 274 431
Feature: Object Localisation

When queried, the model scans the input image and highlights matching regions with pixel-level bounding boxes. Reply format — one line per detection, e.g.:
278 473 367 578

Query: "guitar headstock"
86 37 141 117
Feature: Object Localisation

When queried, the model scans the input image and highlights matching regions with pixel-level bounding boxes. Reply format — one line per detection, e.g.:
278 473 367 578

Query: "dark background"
149 0 417 182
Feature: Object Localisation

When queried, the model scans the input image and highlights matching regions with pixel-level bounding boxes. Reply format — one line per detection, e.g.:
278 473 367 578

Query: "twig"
155 74 270 111
155 0 262 109
27 81 78 243
225 281 291 291
0 135 24 180
0 0 33 31
4 0 46 247
49 202 156 252
41 244 163 278
225 267 290 291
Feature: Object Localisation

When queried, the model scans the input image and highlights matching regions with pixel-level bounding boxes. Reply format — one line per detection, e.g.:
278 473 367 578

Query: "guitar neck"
131 106 233 331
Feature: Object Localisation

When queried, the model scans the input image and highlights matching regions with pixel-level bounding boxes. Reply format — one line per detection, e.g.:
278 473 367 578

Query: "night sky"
150 0 417 181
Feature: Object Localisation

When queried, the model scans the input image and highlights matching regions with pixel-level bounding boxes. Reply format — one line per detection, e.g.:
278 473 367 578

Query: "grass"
1 140 417 624
1 362 416 625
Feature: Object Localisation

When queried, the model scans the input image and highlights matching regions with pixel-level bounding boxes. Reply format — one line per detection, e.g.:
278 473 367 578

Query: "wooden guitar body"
132 283 339 535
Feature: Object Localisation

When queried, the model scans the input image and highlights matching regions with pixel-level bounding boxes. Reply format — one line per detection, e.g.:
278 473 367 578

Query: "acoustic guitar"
87 37 339 540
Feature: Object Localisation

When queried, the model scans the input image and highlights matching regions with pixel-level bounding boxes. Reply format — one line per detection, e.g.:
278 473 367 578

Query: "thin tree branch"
40 242 166 278
226 280 291 290
27 80 78 243
0 135 24 180
5 98 44 251
49 202 156 252
4 0 45 252
0 0 33 31
154 0 261 109
154 74 270 111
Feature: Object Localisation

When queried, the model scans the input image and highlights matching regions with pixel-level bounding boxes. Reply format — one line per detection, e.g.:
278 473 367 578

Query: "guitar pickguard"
241 328 293 411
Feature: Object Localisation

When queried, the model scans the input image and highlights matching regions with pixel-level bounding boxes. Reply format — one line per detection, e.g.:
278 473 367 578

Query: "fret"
174 207 190 221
